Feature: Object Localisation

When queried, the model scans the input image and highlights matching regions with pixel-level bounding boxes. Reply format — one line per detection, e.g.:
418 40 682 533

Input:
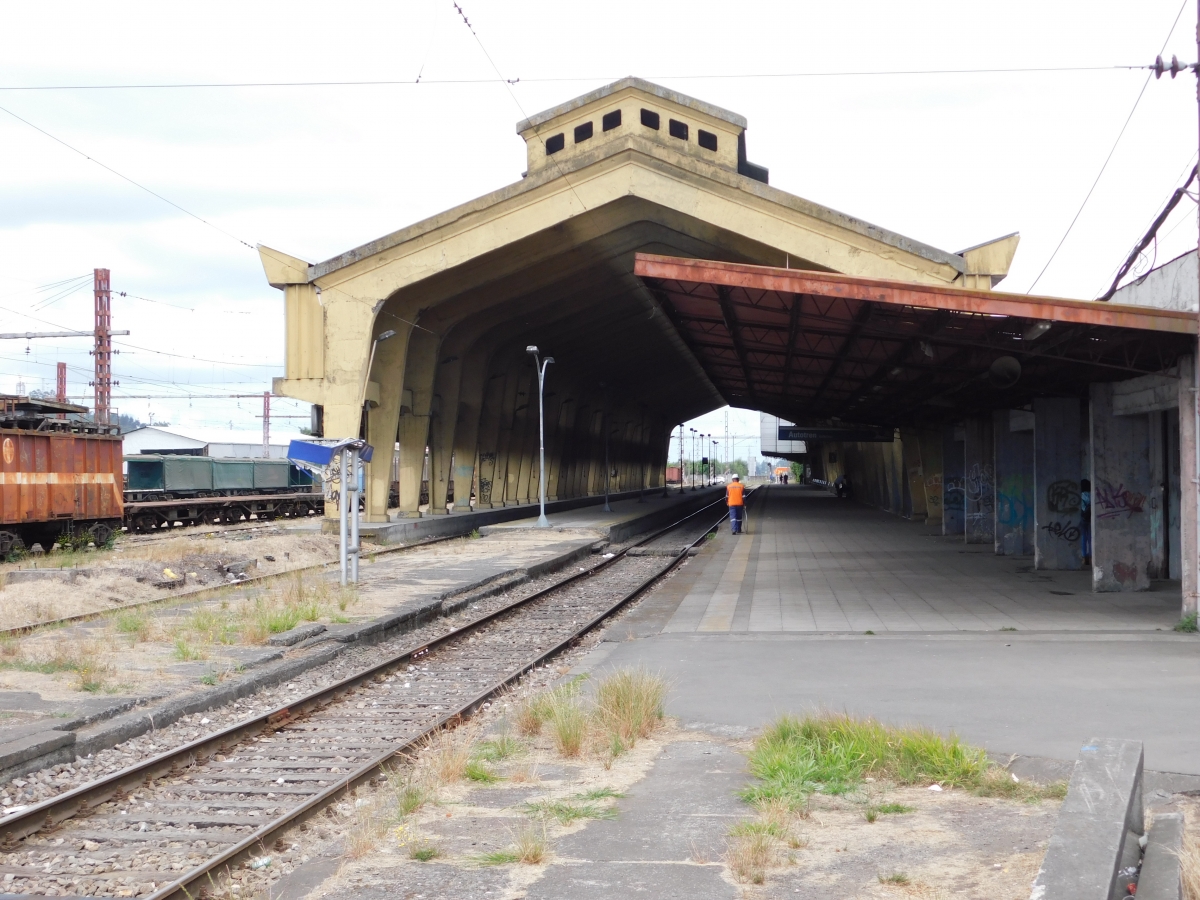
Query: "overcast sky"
2 0 1198 457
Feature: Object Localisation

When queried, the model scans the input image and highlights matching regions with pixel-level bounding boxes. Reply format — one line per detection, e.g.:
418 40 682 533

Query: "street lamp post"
713 440 719 482
677 423 684 495
526 346 555 528
690 429 697 490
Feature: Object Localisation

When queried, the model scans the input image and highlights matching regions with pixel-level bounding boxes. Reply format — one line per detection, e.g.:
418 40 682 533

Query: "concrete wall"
994 410 1034 556
964 417 995 545
1090 382 1154 592
942 426 965 536
1033 397 1083 570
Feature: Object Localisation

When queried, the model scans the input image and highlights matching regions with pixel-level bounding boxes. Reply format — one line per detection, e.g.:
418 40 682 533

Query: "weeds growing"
1176 613 1198 633
741 713 991 807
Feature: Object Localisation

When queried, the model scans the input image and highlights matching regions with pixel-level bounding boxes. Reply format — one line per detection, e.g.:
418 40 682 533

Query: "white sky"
2 0 1198 456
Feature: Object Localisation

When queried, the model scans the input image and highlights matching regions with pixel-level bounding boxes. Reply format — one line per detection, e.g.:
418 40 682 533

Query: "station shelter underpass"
257 76 1200 620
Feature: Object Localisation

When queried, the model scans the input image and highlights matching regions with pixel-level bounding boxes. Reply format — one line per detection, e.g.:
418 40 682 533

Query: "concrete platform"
657 485 1181 633
586 485 1200 775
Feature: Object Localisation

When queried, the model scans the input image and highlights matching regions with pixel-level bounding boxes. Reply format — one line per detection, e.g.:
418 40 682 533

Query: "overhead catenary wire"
1026 0 1189 293
1097 163 1199 301
0 64 1148 92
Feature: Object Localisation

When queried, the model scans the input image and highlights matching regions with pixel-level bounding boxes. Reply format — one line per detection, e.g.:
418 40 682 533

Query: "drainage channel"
0 495 734 900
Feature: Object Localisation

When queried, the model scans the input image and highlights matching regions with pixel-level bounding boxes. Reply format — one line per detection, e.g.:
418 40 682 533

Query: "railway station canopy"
258 76 1198 527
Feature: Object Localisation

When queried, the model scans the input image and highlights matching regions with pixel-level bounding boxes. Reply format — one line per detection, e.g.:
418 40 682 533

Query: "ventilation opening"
602 109 622 132
574 121 593 143
640 108 660 130
698 129 718 151
668 119 688 141
545 133 565 155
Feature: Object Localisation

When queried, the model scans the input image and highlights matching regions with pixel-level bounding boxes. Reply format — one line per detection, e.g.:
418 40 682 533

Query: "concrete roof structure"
259 77 1023 524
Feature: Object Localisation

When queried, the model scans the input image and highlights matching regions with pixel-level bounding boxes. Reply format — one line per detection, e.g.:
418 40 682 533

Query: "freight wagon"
123 454 320 531
0 396 123 556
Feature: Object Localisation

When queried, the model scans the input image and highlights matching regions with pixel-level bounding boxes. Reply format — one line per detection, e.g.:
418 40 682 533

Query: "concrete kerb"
0 530 615 783
1139 813 1185 900
352 487 721 545
1031 738 1145 900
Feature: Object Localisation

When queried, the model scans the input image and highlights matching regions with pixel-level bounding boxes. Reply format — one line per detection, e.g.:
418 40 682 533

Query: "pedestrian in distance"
726 474 745 534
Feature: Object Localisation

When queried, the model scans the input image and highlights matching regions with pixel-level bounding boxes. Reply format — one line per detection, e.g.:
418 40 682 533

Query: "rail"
0 491 737 899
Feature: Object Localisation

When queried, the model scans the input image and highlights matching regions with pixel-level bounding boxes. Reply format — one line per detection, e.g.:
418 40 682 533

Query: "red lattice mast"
92 269 112 425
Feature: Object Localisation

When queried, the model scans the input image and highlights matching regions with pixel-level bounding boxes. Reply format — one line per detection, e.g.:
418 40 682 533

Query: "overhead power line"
1026 0 1188 293
0 65 1145 92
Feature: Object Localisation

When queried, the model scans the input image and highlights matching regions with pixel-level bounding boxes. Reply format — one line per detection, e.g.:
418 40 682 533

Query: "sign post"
288 438 375 585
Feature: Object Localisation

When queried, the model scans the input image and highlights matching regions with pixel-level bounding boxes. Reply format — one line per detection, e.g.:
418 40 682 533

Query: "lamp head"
377 329 397 342
544 357 554 365
526 345 539 355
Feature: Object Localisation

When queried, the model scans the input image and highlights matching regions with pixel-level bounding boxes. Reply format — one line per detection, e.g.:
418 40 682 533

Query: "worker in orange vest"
726 474 745 534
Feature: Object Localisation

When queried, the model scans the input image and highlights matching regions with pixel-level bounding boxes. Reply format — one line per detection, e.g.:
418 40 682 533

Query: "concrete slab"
527 738 741 900
656 485 1181 634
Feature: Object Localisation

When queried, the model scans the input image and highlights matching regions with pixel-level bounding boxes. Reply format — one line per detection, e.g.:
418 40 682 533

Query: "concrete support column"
917 430 944 525
994 409 1034 556
1033 397 1083 570
901 430 926 521
964 416 995 544
393 330 438 517
1090 382 1153 592
1179 356 1198 614
475 371 509 508
428 353 468 515
942 426 965 535
363 323 413 523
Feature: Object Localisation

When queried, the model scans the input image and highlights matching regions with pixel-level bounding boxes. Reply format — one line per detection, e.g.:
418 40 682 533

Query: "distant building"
121 426 308 459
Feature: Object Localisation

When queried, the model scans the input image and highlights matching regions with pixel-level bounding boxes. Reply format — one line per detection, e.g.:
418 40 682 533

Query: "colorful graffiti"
1095 480 1146 520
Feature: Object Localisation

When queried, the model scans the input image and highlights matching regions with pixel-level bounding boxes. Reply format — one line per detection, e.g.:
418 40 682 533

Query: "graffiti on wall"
1095 480 1146 520
965 462 995 510
924 473 943 509
1045 480 1081 514
943 476 964 511
1041 520 1080 543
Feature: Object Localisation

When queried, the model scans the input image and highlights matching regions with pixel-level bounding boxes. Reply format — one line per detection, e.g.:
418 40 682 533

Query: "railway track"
0 493 737 899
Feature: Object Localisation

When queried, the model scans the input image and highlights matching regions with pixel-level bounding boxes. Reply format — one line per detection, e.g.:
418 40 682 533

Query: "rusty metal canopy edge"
633 253 1198 336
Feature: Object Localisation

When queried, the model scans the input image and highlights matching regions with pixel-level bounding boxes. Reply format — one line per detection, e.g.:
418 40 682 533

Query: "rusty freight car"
0 396 123 555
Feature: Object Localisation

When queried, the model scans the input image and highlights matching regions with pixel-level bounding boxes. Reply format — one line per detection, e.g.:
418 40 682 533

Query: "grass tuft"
1175 612 1198 633
879 872 911 885
726 830 774 884
524 799 617 826
473 823 548 866
409 843 440 862
574 786 624 801
465 759 500 783
593 668 667 746
741 712 990 807
875 802 916 815
474 734 522 761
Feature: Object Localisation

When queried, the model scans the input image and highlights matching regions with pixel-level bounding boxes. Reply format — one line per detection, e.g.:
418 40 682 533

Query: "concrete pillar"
917 430 943 525
964 416 995 544
1179 355 1198 614
1148 411 1167 579
901 430 927 521
1033 397 1083 570
393 330 438 517
942 426 965 535
475 371 509 508
994 409 1034 556
492 364 528 506
1090 382 1153 592
363 323 414 522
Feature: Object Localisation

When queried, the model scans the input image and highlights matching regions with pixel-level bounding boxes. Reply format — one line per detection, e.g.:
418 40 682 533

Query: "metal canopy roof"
635 254 1197 429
